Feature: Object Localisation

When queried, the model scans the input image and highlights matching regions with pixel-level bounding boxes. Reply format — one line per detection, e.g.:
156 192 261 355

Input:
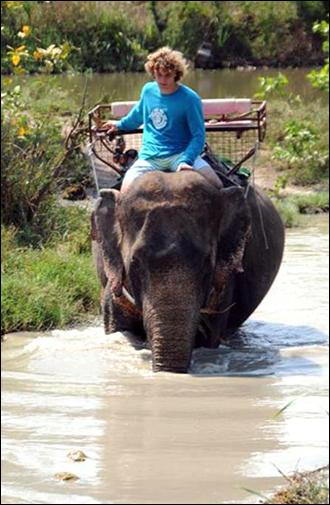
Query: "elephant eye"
129 210 146 232
130 254 142 274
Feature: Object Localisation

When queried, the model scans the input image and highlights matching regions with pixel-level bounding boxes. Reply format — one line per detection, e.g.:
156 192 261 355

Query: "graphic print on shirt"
150 108 168 130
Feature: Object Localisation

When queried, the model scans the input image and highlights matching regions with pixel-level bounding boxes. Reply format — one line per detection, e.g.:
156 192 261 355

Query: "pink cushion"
111 101 137 118
111 99 251 119
202 99 251 116
206 120 254 127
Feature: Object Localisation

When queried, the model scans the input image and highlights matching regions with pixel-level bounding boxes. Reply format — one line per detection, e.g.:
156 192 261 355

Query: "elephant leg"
102 282 112 334
102 282 144 336
197 281 236 347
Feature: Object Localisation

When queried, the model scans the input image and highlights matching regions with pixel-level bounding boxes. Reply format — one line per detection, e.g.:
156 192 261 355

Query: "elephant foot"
104 325 112 335
104 319 126 334
104 319 143 336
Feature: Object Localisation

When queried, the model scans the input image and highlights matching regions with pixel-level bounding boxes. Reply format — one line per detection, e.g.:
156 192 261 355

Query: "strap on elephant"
201 142 254 190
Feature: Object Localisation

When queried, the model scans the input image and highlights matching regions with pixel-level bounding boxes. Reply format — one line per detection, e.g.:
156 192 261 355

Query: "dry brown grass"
264 465 329 504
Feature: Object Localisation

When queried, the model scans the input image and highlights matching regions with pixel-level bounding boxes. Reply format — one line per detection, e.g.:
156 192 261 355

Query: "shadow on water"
189 319 328 377
119 318 328 378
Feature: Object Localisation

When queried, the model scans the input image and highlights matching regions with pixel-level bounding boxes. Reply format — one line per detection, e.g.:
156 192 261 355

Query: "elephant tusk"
121 286 235 315
200 308 221 314
122 286 137 306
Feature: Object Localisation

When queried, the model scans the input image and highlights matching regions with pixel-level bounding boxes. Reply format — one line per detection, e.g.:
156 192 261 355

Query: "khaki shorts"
123 152 210 186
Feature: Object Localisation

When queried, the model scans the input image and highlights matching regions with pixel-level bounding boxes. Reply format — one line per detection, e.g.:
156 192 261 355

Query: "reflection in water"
1 215 328 504
21 67 327 107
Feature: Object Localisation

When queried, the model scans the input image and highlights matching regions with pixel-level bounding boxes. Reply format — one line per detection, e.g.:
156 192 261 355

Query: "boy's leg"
198 165 223 189
121 158 155 192
192 156 223 189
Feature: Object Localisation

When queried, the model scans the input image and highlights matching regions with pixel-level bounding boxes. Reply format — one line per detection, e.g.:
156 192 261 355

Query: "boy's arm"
104 87 145 133
175 96 205 167
116 99 144 131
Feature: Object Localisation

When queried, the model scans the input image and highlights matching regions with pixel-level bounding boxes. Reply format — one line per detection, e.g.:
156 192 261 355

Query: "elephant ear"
90 211 98 241
216 187 251 273
94 189 123 297
206 187 251 310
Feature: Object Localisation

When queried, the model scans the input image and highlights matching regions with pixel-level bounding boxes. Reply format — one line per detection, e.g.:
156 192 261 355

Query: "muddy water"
31 67 327 105
1 215 328 504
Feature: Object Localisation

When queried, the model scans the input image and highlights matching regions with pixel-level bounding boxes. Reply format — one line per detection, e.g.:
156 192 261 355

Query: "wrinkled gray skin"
91 171 285 373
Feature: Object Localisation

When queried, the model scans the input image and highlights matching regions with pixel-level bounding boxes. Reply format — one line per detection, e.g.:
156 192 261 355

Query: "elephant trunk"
143 294 201 373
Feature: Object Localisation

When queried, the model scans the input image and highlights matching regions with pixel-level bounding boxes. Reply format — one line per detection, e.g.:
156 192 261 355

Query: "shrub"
1 1 328 72
2 1 148 73
1 85 62 226
254 73 289 100
254 70 329 186
1 81 90 236
163 1 230 61
307 20 329 92
1 1 72 74
290 191 329 213
271 119 329 184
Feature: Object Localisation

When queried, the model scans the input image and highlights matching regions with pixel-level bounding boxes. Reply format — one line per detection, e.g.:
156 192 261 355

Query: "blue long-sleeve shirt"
116 81 205 167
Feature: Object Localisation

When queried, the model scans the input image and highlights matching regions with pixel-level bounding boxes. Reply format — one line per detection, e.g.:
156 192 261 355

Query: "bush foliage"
254 72 329 185
1 1 329 73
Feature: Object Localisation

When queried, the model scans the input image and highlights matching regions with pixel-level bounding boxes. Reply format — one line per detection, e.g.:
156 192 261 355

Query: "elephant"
91 170 285 373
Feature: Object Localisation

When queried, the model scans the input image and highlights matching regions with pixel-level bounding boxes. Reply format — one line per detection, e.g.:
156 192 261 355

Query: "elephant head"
93 171 251 373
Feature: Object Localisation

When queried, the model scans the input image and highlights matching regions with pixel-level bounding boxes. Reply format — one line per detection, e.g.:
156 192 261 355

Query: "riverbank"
262 465 329 504
250 142 329 227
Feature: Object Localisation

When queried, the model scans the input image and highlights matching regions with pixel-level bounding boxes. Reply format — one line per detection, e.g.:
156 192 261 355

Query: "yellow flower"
18 25 31 38
17 127 27 137
33 50 43 61
22 25 30 36
5 0 24 8
12 54 20 66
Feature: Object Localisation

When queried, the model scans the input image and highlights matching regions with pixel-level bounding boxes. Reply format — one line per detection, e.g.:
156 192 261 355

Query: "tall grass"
1 220 100 335
271 191 329 227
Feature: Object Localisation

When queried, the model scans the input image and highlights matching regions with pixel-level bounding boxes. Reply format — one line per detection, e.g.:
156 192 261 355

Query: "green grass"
1 227 100 335
290 192 329 214
272 199 301 228
271 191 329 227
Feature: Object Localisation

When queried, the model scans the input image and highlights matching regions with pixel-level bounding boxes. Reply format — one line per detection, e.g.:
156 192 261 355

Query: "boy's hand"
176 162 193 171
103 121 118 134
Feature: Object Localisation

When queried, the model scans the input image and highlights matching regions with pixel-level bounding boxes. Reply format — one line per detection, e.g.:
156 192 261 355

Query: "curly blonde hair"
144 47 189 82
